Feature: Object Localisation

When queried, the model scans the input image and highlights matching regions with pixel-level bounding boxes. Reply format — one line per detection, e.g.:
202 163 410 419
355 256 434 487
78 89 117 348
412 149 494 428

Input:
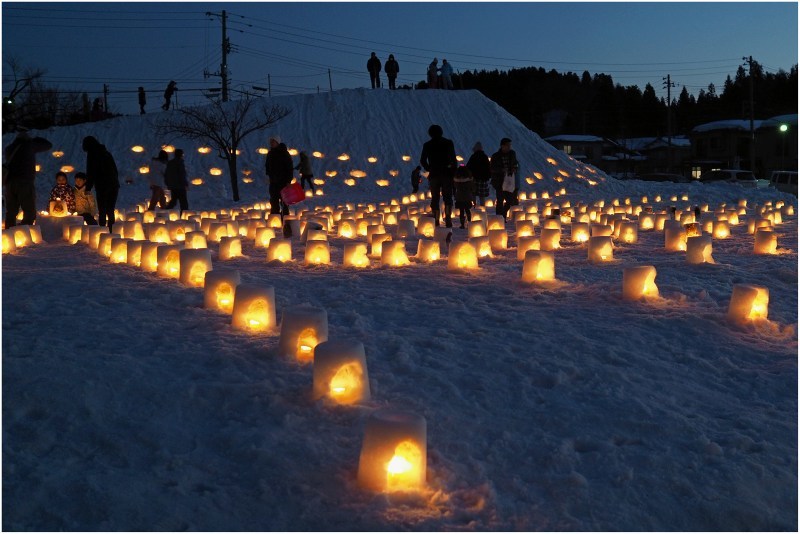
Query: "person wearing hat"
3 129 52 228
384 54 399 90
427 58 439 89
466 141 490 206
490 137 519 220
419 124 457 227
164 148 189 216
265 135 293 216
367 52 382 89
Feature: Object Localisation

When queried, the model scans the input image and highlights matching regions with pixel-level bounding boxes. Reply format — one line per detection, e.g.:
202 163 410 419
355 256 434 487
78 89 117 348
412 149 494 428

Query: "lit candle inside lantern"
139 242 160 272
753 229 778 254
380 240 410 266
219 236 243 260
514 220 535 238
416 217 436 238
311 339 370 403
231 285 276 333
516 236 540 260
109 237 131 263
254 227 276 248
712 221 730 239
179 248 213 287
2 230 17 254
358 410 426 492
184 231 208 249
343 242 370 268
727 284 769 324
588 236 614 262
488 229 508 252
415 239 440 262
664 224 687 252
468 219 487 238
570 223 590 243
617 222 638 244
622 265 659 301
447 242 479 270
468 236 493 258
304 239 331 265
203 269 241 314
521 250 555 282
278 305 329 363
126 241 144 267
539 228 561 251
266 238 293 262
686 235 714 264
157 244 184 278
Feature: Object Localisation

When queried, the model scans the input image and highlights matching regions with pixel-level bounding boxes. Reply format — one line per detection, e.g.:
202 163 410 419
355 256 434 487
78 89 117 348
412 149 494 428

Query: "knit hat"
472 142 483 152
268 135 281 145
500 137 512 146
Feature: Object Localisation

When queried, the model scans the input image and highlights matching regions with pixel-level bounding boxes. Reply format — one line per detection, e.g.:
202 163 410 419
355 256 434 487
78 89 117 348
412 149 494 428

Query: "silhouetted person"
411 165 422 193
138 87 146 114
295 151 315 192
385 54 399 90
162 80 177 110
466 142 490 206
440 59 454 90
490 137 519 221
164 149 189 216
420 124 457 227
265 135 293 216
82 135 119 232
427 58 439 89
91 98 104 121
367 52 381 89
3 130 52 228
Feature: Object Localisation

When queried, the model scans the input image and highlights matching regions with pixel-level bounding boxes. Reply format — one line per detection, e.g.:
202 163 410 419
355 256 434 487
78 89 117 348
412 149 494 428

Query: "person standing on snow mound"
384 54 399 90
439 59 454 90
162 80 177 110
138 86 146 114
419 124 457 227
367 52 382 89
490 137 519 221
265 135 293 216
82 135 119 232
427 58 439 89
3 130 52 228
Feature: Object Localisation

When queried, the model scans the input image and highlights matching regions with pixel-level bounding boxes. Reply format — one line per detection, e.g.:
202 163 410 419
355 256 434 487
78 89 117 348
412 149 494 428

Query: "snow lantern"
570 223 590 243
145 224 171 244
2 230 17 254
588 236 614 263
415 239 440 263
266 238 293 262
219 236 243 260
686 235 714 264
122 221 146 241
521 250 555 283
185 231 208 249
343 242 370 268
416 217 436 238
231 285 276 333
539 228 561 251
468 219 488 238
338 219 357 239
365 223 386 242
753 229 777 254
207 222 229 243
312 339 370 403
370 233 392 258
747 218 772 235
357 409 426 492
381 240 410 267
727 284 769 324
469 236 493 258
639 213 656 230
448 241 479 270
618 222 638 244
97 232 116 257
139 242 160 272
266 214 283 229
304 239 331 265
179 248 213 287
203 269 241 313
591 223 613 237
542 218 561 231
396 219 416 239
712 221 730 239
622 265 659 301
485 215 505 231
157 244 184 278
664 225 687 252
516 236 540 260
109 237 131 264
488 229 508 252
126 241 144 267
277 305 329 363
254 227 276 248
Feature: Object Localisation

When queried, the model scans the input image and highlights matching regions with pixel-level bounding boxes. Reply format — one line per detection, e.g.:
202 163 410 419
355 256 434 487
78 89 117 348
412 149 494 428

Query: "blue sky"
2 2 797 115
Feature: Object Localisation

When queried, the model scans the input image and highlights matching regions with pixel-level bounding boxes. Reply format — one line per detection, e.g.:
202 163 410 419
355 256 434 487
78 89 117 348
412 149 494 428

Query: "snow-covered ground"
3 89 797 531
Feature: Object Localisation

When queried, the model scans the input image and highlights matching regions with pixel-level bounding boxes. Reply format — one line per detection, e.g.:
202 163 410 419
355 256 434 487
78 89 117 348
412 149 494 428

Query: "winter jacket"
265 143 294 190
367 56 381 74
466 150 490 182
295 153 313 176
385 59 399 77
490 149 520 190
49 184 76 212
439 62 453 77
73 184 97 216
82 136 119 192
164 158 188 190
420 136 457 179
149 158 167 187
453 171 474 204
4 135 52 185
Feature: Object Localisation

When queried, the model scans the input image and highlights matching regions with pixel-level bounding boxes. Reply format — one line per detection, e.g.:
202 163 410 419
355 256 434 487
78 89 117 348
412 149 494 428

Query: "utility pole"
206 10 231 102
328 69 333 92
743 55 756 173
103 84 109 113
662 74 675 173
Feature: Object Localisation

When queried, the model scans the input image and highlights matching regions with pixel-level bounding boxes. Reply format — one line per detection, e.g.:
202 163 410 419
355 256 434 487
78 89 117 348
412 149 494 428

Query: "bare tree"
3 57 45 132
154 94 290 201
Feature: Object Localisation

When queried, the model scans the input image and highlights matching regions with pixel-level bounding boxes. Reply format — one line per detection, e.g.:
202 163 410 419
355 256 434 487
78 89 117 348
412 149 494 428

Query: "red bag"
280 182 305 205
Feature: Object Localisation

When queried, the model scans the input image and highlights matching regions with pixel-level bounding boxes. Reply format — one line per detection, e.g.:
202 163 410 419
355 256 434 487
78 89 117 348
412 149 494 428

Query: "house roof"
620 136 691 150
544 135 606 143
758 114 798 130
693 119 764 133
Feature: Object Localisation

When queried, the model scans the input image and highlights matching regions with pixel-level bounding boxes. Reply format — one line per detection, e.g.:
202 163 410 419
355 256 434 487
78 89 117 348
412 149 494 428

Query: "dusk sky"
2 1 797 116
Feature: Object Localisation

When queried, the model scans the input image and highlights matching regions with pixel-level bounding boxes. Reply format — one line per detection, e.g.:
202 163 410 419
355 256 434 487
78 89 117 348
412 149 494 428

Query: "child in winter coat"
73 172 98 225
294 151 315 192
49 171 76 214
453 165 474 229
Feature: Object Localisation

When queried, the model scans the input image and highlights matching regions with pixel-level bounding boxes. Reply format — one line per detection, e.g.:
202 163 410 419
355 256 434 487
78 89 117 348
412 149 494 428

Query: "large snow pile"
3 88 798 531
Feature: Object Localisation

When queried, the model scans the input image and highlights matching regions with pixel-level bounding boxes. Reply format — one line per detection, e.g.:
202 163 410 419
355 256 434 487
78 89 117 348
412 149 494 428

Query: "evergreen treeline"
447 61 797 138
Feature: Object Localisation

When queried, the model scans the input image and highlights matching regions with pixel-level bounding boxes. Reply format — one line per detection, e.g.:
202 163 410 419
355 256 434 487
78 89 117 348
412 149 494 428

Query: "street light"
779 124 789 171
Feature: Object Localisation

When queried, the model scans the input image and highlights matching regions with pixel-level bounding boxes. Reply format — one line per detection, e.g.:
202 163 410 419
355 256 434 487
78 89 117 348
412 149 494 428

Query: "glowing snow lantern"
727 284 769 324
139 242 160 272
570 223 590 243
252 227 275 249
381 240 410 266
109 237 131 264
664 225 687 252
277 305 329 363
85 226 109 249
157 244 184 279
588 236 614 263
358 410 426 492
266 214 283 229
138 166 150 175
350 170 367 178
370 233 392 257
59 165 74 174
288 148 298 156
515 220 535 238
209 168 223 176
184 231 208 249
367 156 378 163
122 221 146 241
2 230 17 254
266 238 292 262
447 242 479 270
219 236 243 260
304 239 331 265
375 179 390 187
126 241 144 267
97 233 116 257
337 153 350 161
191 178 204 186
712 221 730 239
343 242 370 268
486 215 505 231
469 236 493 258
203 269 241 314
197 146 211 154
312 151 324 158
468 219 488 238
622 266 659 301
67 224 84 245
617 222 638 244
146 224 171 244
337 219 357 239
521 250 555 283
488 229 508 251
389 170 399 177
753 229 777 255
313 340 370 404
539 228 561 251
231 285 276 333
179 248 213 287
402 155 412 162
415 239 440 262
162 145 175 153
686 235 714 264
325 170 338 178
591 223 612 237
396 219 416 238
257 147 270 155
516 236 541 260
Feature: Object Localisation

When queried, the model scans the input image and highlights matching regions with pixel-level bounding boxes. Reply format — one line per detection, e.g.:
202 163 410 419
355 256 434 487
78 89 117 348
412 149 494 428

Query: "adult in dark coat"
419 124 457 227
367 52 381 89
384 54 399 90
162 81 177 110
466 142 491 206
164 149 189 215
138 87 146 114
490 137 520 221
3 131 52 228
82 135 120 232
265 135 293 216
